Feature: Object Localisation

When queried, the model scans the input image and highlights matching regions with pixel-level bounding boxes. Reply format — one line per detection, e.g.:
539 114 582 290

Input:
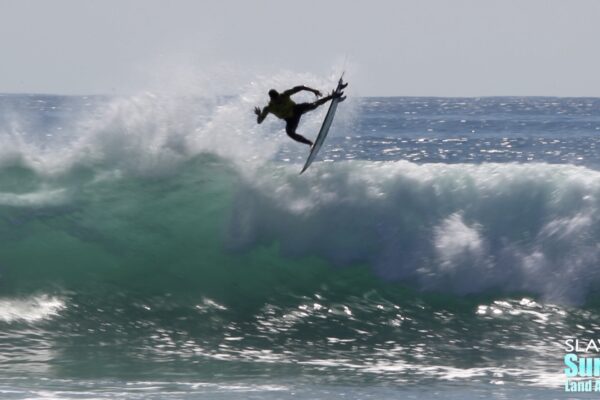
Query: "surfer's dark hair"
268 89 278 99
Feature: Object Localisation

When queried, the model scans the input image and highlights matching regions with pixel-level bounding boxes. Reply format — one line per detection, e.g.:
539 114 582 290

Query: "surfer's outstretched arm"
282 86 322 98
254 106 269 124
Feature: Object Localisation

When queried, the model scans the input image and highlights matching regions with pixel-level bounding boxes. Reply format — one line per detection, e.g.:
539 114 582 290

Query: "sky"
0 0 599 97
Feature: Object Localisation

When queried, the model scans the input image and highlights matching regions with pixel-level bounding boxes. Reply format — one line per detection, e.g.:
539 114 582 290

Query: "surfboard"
300 74 347 174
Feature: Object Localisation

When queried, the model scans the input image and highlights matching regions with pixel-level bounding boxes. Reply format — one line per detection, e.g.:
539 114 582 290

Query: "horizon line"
2 92 600 100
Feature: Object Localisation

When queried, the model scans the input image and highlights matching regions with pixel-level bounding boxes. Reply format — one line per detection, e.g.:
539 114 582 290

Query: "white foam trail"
0 295 65 323
0 188 67 207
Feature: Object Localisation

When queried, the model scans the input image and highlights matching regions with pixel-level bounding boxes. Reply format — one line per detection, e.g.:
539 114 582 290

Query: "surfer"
254 84 346 146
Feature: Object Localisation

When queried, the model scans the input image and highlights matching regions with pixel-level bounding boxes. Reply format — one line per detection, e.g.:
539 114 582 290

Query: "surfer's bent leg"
312 95 334 108
284 115 313 146
295 97 333 116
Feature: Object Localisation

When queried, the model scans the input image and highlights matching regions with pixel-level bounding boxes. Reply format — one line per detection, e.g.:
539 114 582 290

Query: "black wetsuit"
268 96 326 145
283 103 320 145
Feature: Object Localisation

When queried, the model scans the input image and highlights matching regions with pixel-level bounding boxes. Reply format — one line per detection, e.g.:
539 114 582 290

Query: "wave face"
2 88 600 394
3 145 600 304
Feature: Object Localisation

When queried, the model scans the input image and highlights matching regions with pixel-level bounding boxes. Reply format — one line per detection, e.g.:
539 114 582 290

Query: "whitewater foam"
0 187 67 207
0 71 350 179
0 295 65 323
230 160 600 303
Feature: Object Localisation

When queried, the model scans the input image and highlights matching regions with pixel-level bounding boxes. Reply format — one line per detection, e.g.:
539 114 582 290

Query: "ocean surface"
2 78 600 399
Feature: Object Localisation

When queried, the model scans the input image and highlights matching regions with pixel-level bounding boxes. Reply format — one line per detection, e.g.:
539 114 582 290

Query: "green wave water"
1 155 599 398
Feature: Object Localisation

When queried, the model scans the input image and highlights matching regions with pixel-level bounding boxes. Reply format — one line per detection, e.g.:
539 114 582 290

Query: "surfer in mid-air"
254 84 346 147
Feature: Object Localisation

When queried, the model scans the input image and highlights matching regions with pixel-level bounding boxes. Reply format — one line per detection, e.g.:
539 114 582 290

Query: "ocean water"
1 79 600 399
